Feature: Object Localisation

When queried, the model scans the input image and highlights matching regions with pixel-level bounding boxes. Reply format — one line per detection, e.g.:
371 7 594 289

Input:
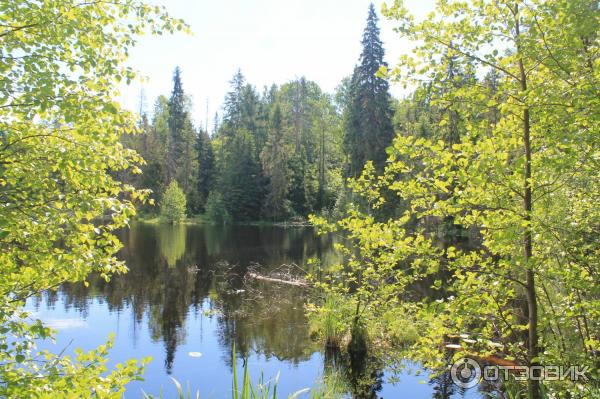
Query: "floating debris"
188 352 202 358
244 262 310 288
246 272 309 288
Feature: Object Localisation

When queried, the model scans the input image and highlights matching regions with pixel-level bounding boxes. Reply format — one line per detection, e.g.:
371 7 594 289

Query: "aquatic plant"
307 294 352 349
142 344 347 399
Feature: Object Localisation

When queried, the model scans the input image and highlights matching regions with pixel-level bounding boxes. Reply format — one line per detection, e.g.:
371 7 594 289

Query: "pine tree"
434 50 476 145
344 3 394 176
212 111 220 135
136 110 168 210
221 130 264 221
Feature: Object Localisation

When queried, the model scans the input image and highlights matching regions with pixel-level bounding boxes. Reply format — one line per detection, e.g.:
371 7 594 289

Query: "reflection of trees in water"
321 348 466 399
212 280 320 367
158 224 186 267
430 372 458 399
146 263 196 373
259 228 341 276
320 346 479 399
29 223 474 396
322 346 384 399
33 223 337 374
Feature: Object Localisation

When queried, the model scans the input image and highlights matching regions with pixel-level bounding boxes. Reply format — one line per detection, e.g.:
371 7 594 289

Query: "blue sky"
119 0 434 128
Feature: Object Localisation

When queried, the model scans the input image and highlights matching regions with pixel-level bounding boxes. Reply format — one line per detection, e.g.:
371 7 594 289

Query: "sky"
119 0 435 129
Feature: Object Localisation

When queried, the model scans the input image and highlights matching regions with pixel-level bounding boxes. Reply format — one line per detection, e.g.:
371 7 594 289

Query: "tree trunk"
515 5 540 398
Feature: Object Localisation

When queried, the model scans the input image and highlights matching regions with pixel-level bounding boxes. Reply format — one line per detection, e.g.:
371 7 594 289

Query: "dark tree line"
123 4 401 222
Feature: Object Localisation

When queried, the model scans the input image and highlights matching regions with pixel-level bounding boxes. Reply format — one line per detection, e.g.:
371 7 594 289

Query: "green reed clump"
308 294 352 349
232 344 285 399
309 369 347 399
142 377 199 399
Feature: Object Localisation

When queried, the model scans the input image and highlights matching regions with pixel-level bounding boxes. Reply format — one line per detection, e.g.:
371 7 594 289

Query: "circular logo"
451 357 482 389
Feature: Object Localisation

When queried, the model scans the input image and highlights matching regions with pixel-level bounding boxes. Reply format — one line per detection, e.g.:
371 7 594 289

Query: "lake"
27 223 483 398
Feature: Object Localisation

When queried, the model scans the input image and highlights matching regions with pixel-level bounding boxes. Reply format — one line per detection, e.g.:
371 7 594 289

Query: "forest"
125 69 345 223
124 5 395 224
1 1 599 399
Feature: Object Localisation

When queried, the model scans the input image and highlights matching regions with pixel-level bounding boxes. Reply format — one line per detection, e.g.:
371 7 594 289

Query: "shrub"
160 181 187 224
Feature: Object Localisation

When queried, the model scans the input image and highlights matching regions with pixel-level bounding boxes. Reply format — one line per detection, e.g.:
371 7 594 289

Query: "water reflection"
157 224 186 267
323 347 385 399
35 223 337 373
29 223 482 398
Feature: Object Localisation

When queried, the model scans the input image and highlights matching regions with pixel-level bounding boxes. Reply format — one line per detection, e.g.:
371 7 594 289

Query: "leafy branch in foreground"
311 1 599 398
0 0 186 397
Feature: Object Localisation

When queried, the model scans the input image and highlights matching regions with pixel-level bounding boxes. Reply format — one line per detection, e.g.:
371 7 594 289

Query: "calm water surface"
27 223 482 398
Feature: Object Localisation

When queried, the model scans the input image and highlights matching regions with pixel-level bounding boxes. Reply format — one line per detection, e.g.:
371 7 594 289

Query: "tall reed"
142 344 338 399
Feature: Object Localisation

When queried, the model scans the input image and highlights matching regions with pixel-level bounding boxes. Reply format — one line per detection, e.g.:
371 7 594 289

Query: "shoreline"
133 215 312 228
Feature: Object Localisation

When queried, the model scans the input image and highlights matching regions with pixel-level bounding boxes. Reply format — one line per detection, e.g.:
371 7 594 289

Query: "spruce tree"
222 69 245 133
221 130 263 221
215 70 265 221
167 67 186 181
344 3 394 176
195 130 215 212
261 104 290 220
166 67 197 199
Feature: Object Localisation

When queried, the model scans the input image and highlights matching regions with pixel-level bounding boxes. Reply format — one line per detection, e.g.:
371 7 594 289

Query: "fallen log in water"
246 272 310 288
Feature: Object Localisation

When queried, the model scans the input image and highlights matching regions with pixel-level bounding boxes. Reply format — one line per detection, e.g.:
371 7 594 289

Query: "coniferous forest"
124 5 397 223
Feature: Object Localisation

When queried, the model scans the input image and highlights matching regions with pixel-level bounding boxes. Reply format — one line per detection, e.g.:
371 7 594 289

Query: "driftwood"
246 272 310 288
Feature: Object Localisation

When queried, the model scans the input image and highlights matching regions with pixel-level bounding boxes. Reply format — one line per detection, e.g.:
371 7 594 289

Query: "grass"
141 345 344 399
309 369 347 399
308 295 351 349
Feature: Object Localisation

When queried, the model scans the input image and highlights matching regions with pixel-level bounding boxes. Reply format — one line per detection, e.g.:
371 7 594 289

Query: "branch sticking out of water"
245 272 310 288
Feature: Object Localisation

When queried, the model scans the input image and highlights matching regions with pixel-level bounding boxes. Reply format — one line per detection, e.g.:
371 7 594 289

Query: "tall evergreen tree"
222 69 245 133
167 67 186 181
434 50 477 145
215 70 265 221
261 104 290 220
195 130 215 212
220 129 264 221
344 3 394 176
166 67 197 200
